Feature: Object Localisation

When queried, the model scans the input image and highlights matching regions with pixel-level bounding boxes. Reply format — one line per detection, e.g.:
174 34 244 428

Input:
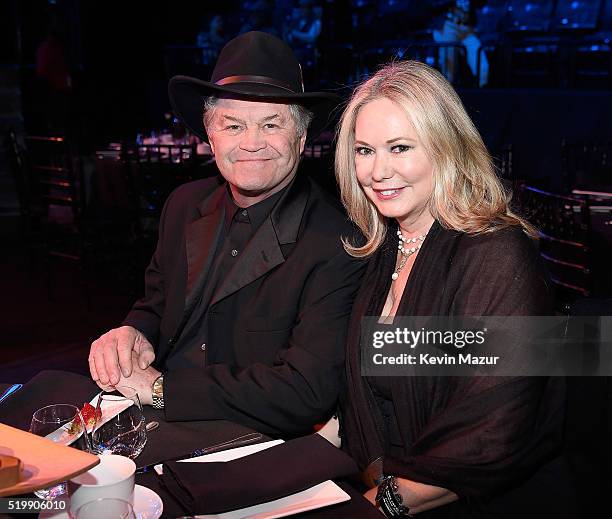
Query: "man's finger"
93 342 110 385
95 379 110 391
134 336 155 369
117 335 136 378
102 337 121 386
138 347 155 369
88 353 99 381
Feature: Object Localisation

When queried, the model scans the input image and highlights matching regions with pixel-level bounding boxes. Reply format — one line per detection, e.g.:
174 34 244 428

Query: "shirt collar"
223 184 288 231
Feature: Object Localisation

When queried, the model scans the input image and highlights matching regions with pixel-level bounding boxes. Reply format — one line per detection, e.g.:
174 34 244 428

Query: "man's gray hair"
203 96 314 137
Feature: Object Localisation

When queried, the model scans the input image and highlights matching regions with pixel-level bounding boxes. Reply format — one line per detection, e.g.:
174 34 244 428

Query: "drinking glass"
29 403 90 499
74 498 135 519
90 387 147 459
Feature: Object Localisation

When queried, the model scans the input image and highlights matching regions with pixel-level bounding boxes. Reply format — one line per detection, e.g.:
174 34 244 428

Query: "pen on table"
136 432 263 474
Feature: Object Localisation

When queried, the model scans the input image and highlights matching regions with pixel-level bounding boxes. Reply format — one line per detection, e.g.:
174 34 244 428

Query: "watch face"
153 376 163 394
152 376 164 409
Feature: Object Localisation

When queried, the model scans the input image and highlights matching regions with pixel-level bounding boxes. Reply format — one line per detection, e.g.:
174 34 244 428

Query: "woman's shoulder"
445 225 552 314
455 225 539 265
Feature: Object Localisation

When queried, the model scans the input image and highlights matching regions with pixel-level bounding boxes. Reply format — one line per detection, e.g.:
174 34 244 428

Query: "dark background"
0 2 610 516
0 0 610 377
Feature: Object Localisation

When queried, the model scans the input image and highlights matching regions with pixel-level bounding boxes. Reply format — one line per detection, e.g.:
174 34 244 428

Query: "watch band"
375 476 411 518
152 374 164 409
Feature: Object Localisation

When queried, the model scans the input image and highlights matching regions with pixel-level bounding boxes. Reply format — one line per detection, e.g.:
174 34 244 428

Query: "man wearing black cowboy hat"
88 31 365 436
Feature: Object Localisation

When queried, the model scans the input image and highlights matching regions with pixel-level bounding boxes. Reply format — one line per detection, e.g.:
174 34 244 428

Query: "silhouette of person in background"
284 0 322 49
239 0 279 36
433 0 489 87
196 13 228 65
35 11 73 134
283 0 322 81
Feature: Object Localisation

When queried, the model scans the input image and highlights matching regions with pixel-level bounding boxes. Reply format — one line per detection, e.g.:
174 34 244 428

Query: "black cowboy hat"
168 31 341 142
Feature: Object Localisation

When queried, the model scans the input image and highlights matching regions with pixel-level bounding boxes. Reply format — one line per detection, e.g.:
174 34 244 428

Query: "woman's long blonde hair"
335 60 535 257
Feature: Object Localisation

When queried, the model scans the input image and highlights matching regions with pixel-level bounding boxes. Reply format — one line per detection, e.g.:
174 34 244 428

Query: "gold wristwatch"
152 374 164 409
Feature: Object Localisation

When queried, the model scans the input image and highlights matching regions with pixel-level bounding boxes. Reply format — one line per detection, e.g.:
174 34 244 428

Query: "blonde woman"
335 61 575 517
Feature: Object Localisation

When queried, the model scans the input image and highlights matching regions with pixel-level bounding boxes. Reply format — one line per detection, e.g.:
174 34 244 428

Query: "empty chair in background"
519 185 591 308
122 142 198 247
22 135 90 300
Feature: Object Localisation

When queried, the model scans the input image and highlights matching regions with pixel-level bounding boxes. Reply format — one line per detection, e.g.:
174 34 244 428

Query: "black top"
340 220 573 516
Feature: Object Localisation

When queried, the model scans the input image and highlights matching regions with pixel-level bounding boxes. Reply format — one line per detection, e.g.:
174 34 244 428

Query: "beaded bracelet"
375 476 411 518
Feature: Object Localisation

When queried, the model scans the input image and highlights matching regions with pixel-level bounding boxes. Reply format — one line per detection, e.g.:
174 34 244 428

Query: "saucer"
39 484 163 519
134 485 163 519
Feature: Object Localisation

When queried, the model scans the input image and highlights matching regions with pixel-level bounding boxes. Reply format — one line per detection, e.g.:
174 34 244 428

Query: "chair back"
121 143 198 239
18 135 91 270
24 135 84 225
5 129 27 214
519 185 591 303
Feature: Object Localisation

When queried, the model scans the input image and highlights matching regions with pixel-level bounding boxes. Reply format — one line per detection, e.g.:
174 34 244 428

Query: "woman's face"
354 97 434 230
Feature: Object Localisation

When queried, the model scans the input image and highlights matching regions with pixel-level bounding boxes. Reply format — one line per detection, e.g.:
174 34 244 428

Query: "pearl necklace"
392 228 427 281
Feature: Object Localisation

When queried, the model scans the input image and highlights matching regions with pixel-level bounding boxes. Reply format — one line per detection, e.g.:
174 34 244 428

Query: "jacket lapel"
184 185 226 314
210 174 310 306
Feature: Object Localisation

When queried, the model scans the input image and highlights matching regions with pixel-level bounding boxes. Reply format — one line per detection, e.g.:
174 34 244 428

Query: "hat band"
215 75 303 94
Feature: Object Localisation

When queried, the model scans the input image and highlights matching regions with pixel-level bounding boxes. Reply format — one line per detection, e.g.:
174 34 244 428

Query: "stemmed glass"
29 403 91 499
90 386 147 459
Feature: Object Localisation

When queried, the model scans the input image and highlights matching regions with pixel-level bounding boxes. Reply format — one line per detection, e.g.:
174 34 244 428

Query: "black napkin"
159 433 359 515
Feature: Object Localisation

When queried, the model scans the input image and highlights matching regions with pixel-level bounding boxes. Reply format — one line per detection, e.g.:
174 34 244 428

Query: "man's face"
206 98 306 207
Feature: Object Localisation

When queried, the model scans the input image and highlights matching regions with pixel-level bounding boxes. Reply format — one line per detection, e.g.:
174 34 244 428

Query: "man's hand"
114 352 161 406
89 326 155 387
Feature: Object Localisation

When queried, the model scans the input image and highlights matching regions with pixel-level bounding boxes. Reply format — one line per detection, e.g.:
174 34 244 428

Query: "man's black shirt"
174 184 287 367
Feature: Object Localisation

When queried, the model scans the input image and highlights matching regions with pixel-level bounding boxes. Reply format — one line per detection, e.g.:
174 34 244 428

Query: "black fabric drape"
340 221 569 515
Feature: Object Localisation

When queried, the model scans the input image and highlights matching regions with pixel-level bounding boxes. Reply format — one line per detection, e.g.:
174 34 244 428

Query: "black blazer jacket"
123 173 365 436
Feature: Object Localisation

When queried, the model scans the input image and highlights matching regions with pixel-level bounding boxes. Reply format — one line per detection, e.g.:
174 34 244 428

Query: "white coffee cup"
68 454 135 518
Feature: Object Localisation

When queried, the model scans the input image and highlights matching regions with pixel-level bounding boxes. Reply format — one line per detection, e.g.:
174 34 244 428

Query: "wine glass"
29 403 91 499
74 498 135 519
90 386 147 459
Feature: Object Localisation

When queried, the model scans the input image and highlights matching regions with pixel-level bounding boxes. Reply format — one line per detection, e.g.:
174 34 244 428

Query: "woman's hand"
363 476 459 515
363 487 386 514
363 486 377 506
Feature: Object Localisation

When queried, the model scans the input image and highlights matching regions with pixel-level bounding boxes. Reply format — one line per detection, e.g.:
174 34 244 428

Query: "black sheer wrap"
340 221 571 517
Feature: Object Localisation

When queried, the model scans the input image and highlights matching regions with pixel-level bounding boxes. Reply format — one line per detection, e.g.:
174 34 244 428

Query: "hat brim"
168 75 342 143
